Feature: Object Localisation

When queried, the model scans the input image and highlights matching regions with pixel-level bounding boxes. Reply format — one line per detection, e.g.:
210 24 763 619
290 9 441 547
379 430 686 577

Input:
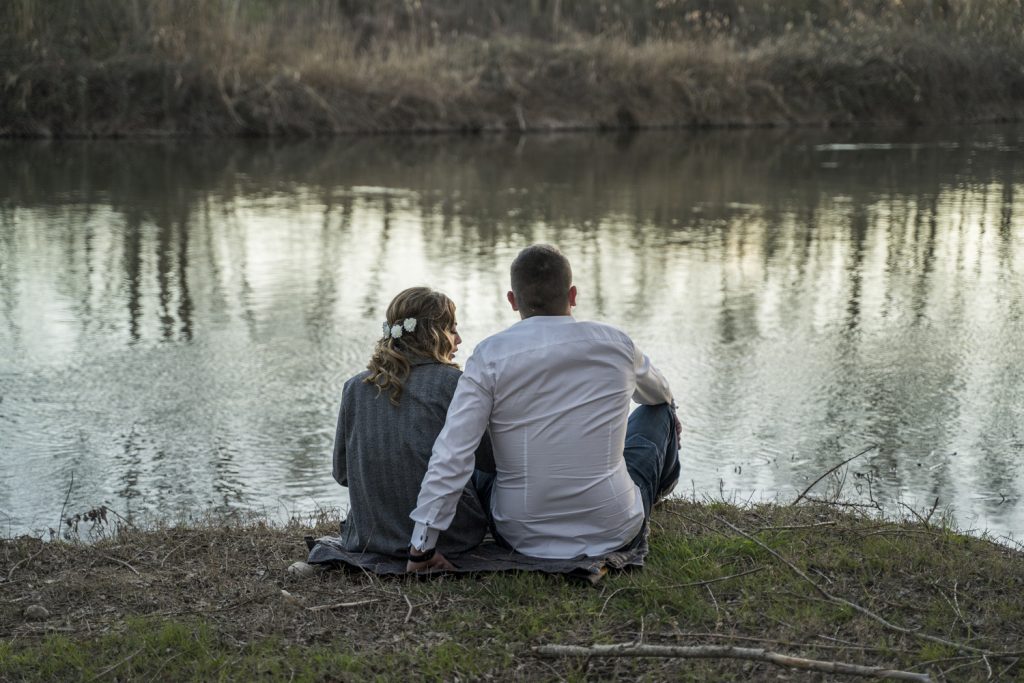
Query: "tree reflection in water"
0 129 1022 540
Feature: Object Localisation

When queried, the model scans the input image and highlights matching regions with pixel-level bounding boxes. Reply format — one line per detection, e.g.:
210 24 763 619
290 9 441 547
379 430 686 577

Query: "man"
406 244 680 571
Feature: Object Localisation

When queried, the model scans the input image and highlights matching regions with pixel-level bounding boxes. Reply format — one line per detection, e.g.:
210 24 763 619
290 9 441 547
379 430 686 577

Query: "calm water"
1 129 1022 541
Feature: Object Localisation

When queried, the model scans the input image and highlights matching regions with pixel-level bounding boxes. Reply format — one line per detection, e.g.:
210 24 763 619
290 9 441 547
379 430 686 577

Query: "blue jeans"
623 403 681 517
473 403 680 549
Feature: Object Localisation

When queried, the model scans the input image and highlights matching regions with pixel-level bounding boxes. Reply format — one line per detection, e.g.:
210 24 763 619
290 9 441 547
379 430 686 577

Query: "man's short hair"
510 244 573 315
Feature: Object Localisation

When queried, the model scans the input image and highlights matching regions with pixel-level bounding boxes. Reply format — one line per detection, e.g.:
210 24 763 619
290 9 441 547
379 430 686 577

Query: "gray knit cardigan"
332 358 492 556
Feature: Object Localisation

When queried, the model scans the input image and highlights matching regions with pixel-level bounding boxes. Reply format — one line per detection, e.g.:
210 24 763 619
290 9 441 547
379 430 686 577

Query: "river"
1 128 1022 542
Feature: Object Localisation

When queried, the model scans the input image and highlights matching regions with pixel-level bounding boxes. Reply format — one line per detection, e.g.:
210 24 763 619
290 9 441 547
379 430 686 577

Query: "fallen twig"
803 497 881 510
101 505 135 529
899 499 940 528
153 589 277 617
756 521 838 532
306 598 380 613
598 566 764 617
98 554 141 576
158 540 190 569
403 594 414 624
533 643 931 681
857 528 941 540
87 647 144 682
662 631 907 654
792 445 877 506
706 585 722 629
6 547 46 583
997 657 1020 678
939 657 986 679
145 651 182 683
663 566 766 588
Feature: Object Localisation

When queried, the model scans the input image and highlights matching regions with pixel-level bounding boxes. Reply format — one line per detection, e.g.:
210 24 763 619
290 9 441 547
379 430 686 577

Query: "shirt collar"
517 315 576 326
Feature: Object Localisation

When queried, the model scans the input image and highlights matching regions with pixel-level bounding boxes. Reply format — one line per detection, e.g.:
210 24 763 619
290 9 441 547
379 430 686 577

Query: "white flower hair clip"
382 318 417 339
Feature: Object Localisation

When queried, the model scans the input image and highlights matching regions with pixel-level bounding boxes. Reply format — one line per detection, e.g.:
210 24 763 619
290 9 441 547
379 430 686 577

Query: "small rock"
280 589 302 605
24 605 50 621
287 561 316 578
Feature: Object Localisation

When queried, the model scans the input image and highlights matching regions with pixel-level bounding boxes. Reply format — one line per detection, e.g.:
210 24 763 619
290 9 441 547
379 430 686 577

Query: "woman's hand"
405 549 455 573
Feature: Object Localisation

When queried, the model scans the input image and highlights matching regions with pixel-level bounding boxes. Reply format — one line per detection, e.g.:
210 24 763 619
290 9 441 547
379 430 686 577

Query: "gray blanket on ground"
306 532 647 583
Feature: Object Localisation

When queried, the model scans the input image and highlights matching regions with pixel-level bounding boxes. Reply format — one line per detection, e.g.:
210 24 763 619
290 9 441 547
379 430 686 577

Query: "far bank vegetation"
3 0 1024 137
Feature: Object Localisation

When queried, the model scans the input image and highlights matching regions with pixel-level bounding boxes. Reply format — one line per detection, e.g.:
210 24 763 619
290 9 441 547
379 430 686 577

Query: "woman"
331 287 492 557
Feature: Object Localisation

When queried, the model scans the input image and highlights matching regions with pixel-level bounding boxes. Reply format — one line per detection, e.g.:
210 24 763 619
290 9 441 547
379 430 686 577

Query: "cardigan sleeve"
331 384 349 487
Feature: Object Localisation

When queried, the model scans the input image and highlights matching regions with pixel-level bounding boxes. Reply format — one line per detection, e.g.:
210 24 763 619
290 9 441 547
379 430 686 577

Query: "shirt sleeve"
409 351 494 550
632 341 674 406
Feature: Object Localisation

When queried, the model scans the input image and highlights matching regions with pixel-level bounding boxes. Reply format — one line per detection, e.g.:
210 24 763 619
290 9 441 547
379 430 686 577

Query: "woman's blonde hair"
365 287 459 405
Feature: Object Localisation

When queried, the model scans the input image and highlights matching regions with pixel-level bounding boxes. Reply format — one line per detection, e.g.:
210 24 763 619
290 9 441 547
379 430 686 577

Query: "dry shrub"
2 1 1024 135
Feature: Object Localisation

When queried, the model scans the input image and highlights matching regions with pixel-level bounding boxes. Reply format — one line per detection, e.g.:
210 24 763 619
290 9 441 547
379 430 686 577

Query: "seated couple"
331 244 681 571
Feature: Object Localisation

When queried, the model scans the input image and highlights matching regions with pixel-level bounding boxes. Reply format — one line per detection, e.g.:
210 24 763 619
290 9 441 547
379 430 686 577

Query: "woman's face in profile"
447 322 462 360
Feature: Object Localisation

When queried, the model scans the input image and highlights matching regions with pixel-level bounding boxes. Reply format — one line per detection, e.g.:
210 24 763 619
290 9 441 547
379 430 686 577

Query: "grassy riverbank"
3 0 1024 137
2 501 1023 681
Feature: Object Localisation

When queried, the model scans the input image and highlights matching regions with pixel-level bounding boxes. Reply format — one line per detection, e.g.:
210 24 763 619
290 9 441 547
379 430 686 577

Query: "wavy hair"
365 287 459 405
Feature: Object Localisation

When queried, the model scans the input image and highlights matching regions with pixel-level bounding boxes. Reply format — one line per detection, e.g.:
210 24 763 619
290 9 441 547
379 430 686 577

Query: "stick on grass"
534 643 932 681
98 554 140 576
306 598 380 612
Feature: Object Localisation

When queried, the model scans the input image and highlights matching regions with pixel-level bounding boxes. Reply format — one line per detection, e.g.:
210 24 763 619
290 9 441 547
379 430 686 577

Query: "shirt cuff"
410 524 440 552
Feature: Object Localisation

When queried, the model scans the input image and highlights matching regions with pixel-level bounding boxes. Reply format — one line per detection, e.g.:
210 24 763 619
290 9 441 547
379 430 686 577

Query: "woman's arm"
331 398 348 487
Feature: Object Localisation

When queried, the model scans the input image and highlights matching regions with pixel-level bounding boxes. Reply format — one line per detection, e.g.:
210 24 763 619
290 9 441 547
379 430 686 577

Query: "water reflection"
0 128 1022 540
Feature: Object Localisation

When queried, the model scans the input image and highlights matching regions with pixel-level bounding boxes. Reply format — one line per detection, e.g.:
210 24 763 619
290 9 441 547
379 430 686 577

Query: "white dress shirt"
410 315 673 559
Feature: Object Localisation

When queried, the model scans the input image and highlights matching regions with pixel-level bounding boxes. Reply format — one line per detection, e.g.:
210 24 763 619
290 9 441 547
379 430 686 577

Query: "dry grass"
2 500 1024 680
2 0 1024 137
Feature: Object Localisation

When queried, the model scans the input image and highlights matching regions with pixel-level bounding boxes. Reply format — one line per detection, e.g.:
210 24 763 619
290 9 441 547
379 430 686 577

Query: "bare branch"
57 471 74 536
792 444 877 506
6 546 46 583
306 598 380 612
403 594 414 624
98 554 141 576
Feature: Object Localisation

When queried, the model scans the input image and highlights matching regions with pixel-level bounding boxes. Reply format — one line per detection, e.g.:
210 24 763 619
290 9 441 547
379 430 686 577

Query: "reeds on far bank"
3 0 1024 137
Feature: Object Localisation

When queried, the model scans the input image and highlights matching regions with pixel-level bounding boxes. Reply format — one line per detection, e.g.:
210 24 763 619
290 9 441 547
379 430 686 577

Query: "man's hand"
405 548 455 573
672 411 682 448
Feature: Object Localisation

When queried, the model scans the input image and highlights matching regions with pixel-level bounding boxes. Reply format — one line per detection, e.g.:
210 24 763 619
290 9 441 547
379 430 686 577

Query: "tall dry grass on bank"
3 0 1024 137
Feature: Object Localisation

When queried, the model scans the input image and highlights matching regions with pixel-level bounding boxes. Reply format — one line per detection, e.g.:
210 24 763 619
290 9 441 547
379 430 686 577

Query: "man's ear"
568 285 577 308
507 290 519 311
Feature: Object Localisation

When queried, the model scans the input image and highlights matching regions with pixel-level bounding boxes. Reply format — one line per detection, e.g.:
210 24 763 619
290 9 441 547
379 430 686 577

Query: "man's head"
507 244 577 318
